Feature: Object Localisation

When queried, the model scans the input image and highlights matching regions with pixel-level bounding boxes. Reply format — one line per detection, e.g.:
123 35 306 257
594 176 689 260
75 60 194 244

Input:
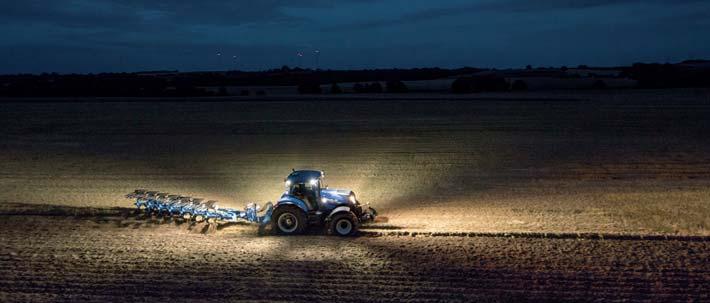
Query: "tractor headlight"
349 194 356 203
309 179 318 186
285 180 291 187
321 197 328 203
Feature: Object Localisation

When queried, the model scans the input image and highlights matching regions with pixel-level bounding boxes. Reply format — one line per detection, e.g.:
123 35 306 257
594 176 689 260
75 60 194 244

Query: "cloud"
0 0 359 56
0 1 337 33
0 0 380 31
0 0 708 73
329 0 710 30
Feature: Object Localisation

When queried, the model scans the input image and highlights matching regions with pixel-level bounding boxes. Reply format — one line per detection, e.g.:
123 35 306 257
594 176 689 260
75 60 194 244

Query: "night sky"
1 0 709 74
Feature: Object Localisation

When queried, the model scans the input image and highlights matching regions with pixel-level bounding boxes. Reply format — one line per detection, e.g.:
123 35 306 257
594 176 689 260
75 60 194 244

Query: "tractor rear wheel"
328 212 359 236
272 205 306 235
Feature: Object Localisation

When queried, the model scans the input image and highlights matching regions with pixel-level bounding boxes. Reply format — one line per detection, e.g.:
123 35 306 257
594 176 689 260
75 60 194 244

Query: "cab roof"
285 170 323 183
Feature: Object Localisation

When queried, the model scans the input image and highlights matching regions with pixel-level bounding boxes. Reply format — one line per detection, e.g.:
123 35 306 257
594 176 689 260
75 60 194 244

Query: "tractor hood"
320 188 356 204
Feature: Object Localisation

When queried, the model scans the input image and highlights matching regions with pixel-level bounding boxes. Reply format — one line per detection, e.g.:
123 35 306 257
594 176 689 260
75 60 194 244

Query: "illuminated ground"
1 90 709 301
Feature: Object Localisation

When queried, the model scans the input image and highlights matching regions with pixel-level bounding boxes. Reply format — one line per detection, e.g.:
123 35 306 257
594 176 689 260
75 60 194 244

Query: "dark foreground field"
0 204 707 302
1 90 710 301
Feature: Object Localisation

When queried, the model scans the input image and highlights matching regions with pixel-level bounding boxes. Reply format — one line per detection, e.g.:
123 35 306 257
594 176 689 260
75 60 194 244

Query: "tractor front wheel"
272 206 306 235
328 212 359 236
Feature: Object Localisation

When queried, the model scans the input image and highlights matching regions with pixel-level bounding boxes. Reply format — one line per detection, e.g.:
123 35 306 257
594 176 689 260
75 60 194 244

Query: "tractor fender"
274 197 309 214
326 206 353 221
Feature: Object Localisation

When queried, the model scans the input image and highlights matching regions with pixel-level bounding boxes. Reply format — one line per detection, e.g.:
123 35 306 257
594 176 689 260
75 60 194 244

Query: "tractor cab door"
290 181 320 210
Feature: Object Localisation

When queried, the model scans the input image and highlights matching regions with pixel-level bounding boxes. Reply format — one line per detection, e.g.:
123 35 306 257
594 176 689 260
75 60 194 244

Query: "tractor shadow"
215 215 404 237
261 220 407 238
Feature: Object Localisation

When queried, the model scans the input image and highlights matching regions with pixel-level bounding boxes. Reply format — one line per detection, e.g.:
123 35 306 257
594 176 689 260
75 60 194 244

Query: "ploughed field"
1 90 709 235
0 206 707 302
1 90 710 301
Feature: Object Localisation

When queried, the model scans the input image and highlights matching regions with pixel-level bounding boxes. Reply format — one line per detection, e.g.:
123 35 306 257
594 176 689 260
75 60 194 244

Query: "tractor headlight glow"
349 194 356 203
309 179 318 186
285 180 291 187
321 197 328 203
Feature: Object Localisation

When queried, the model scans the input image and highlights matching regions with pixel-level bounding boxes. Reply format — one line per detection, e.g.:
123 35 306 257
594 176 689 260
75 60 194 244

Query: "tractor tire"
328 211 359 236
272 205 307 235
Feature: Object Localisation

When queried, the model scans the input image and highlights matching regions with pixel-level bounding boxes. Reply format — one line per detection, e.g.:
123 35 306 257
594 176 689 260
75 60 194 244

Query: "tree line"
1 61 708 97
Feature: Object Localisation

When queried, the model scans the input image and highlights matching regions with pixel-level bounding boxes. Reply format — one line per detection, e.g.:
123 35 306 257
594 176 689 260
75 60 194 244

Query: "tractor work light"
309 179 318 186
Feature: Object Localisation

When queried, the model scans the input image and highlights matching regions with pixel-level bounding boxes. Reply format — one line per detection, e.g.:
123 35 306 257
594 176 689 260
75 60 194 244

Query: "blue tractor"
126 170 376 236
272 170 376 236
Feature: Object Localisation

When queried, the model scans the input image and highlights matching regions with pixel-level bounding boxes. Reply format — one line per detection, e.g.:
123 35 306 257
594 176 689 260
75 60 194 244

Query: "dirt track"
0 205 707 302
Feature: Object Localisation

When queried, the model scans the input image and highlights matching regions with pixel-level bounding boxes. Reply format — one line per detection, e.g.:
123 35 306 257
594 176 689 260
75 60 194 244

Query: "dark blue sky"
1 0 709 73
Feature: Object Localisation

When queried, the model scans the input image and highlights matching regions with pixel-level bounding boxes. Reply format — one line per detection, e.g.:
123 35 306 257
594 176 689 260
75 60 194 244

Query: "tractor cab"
284 170 323 210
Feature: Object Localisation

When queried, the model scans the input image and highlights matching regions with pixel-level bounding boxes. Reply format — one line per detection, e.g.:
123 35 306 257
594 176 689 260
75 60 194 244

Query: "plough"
126 190 273 225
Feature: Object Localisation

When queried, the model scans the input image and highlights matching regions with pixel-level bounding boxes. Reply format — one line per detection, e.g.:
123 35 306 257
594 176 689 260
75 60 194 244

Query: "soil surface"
1 90 710 301
2 90 710 235
0 204 707 302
